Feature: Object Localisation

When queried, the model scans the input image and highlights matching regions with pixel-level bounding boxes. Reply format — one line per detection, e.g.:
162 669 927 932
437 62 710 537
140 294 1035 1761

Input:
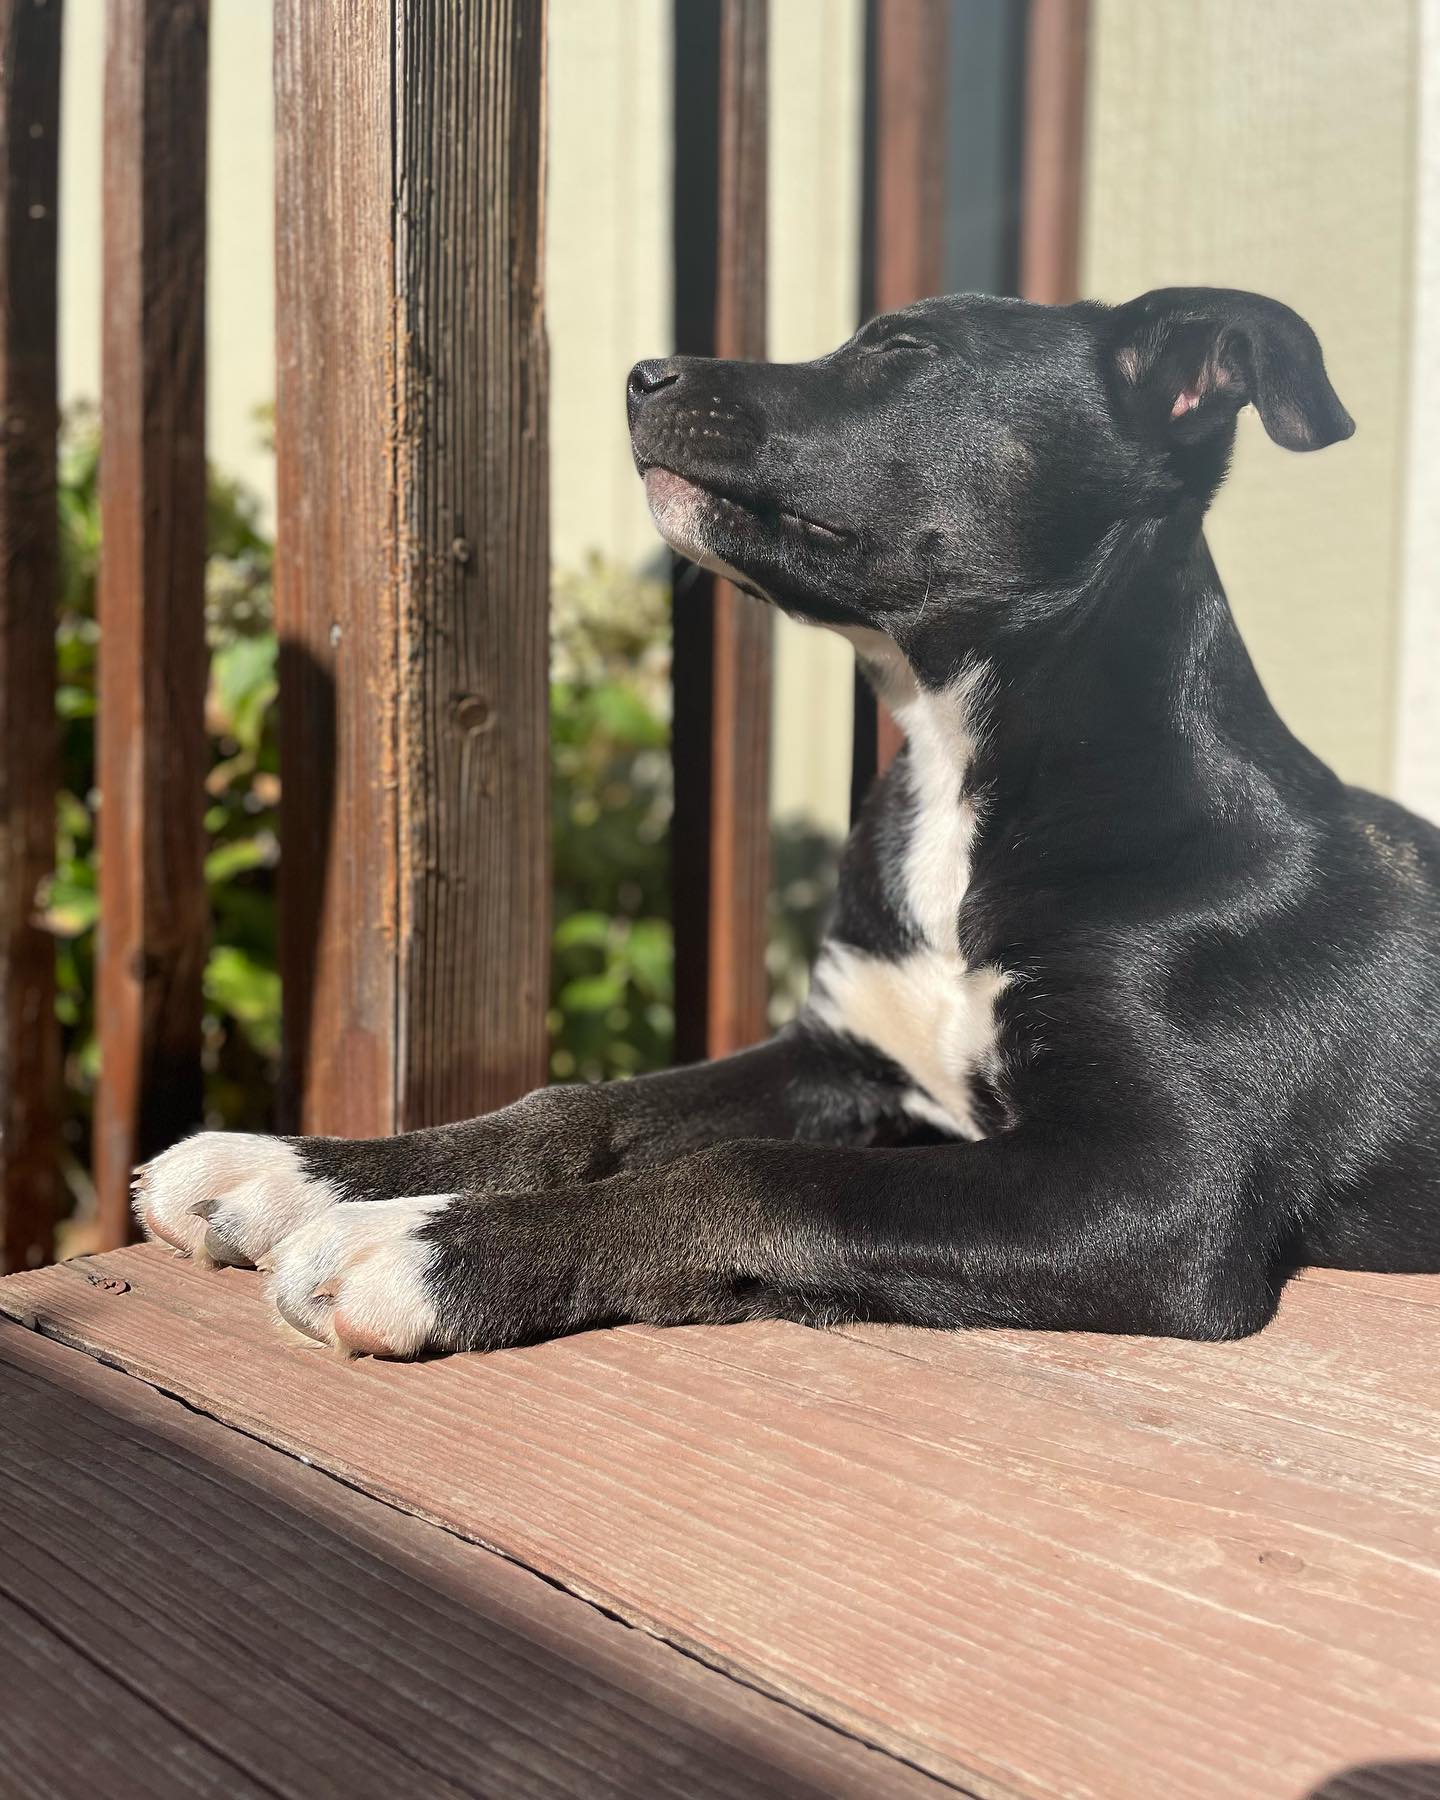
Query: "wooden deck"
2 1247 1438 1799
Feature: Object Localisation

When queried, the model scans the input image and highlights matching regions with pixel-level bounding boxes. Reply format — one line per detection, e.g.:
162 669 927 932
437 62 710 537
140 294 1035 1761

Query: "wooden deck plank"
0 1591 259 1800
2 1249 1438 1799
5 1245 1432 1792
2 1252 1440 1800
0 1324 949 1800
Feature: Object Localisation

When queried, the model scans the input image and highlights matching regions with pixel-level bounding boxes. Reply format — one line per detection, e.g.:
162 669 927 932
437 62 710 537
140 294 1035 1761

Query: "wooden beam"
0 0 62 1271
865 0 948 317
671 0 771 1064
275 0 549 1137
851 0 948 809
1018 0 1090 305
94 0 210 1245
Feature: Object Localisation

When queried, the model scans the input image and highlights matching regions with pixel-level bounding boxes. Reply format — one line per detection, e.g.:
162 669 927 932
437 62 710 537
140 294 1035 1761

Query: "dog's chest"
811 669 1009 1139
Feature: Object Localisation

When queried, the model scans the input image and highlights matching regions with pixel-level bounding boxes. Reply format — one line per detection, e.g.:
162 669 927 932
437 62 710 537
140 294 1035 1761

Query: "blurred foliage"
48 421 838 1222
549 557 675 1081
48 410 281 1219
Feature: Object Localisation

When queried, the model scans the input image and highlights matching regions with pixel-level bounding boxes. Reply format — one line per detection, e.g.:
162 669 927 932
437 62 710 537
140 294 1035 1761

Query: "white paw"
134 1132 341 1266
268 1195 455 1357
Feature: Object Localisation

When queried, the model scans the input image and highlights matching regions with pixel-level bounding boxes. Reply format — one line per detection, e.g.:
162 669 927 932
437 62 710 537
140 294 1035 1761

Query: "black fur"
284 287 1437 1351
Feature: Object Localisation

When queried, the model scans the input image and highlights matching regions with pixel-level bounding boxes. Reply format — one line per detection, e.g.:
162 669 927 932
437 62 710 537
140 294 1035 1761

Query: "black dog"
136 286 1440 1357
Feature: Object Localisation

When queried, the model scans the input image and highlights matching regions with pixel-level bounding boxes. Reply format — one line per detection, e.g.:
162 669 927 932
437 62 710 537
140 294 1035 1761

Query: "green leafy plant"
49 414 283 1223
549 556 675 1081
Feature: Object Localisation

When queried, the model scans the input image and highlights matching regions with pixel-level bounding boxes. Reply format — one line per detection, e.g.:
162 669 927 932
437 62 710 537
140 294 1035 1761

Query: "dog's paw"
133 1132 342 1267
268 1195 456 1357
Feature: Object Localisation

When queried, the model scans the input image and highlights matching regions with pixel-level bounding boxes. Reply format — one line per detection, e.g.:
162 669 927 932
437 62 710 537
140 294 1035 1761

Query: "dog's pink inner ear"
1170 387 1203 418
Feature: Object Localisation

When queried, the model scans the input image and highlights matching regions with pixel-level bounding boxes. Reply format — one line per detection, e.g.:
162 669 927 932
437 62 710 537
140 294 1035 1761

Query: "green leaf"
590 682 666 748
39 879 99 939
56 685 96 720
204 945 281 1057
209 633 278 750
558 972 625 1014
553 910 612 952
204 832 277 886
621 918 672 999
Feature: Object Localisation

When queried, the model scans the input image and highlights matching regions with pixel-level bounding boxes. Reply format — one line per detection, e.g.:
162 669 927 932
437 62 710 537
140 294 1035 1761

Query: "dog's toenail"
275 1291 329 1343
203 1226 254 1269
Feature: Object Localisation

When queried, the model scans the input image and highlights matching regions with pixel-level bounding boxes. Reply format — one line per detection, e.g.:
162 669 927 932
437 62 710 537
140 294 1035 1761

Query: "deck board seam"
0 1573 285 1800
0 1312 991 1800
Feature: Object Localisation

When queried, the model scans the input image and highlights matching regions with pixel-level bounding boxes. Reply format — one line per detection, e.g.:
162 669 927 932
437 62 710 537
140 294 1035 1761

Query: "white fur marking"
812 947 1009 1139
815 638 1008 1135
269 1195 454 1356
135 1132 341 1261
892 662 990 951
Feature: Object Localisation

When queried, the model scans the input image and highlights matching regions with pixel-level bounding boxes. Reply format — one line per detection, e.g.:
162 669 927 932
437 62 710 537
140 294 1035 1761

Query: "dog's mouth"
641 467 852 569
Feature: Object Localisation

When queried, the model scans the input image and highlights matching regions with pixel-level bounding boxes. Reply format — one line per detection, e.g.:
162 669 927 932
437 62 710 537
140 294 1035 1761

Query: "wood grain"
1017 0 1090 305
0 0 62 1271
273 0 395 1137
93 0 210 1244
1 1326 946 1798
851 0 950 801
274 0 549 1136
5 1246 1437 1800
671 0 772 1063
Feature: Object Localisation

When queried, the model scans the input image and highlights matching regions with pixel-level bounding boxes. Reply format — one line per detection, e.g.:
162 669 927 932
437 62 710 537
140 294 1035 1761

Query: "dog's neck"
843 515 1335 843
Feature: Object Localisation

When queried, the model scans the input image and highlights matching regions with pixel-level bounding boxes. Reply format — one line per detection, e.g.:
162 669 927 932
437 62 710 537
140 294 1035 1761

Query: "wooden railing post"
93 0 210 1244
671 0 771 1064
275 0 550 1137
0 0 62 1271
1018 0 1090 307
850 0 949 808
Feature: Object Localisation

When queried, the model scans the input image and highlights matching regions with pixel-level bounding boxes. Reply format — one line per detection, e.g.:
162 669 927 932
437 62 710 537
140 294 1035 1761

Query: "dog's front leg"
261 1131 1282 1356
133 1027 892 1272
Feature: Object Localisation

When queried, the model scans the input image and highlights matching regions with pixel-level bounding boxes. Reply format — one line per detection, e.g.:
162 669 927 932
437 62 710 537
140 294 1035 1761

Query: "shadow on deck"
2 1247 1438 1798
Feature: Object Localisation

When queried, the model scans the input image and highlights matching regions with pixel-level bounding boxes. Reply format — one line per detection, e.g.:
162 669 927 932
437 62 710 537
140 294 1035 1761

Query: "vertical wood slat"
1018 0 1090 305
671 0 770 1065
94 0 209 1245
275 0 549 1138
0 0 61 1271
851 0 948 809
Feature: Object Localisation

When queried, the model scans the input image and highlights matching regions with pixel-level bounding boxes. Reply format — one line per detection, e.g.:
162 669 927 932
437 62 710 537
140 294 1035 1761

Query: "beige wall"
547 0 864 843
1082 0 1420 794
766 0 864 843
547 0 671 575
59 0 276 517
1396 0 1440 822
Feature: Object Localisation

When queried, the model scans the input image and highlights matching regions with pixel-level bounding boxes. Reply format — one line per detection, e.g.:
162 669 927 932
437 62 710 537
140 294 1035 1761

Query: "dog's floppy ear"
1107 287 1354 452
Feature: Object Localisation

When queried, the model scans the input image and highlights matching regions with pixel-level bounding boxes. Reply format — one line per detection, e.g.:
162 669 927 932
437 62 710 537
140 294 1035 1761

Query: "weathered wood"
1017 0 1090 305
864 0 948 319
851 0 949 807
275 0 550 1136
0 0 61 1273
94 0 210 1245
6 1245 1438 1800
671 0 771 1063
0 1327 943 1798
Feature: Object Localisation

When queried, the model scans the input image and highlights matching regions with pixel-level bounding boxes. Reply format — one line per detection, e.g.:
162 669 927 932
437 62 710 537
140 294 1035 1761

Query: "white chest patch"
811 640 1010 1138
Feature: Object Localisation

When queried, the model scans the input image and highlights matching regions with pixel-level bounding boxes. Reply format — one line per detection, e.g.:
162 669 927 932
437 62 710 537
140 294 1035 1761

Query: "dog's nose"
627 358 680 414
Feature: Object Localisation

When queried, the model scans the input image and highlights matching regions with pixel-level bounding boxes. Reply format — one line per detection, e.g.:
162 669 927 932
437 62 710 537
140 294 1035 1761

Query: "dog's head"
628 287 1352 656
